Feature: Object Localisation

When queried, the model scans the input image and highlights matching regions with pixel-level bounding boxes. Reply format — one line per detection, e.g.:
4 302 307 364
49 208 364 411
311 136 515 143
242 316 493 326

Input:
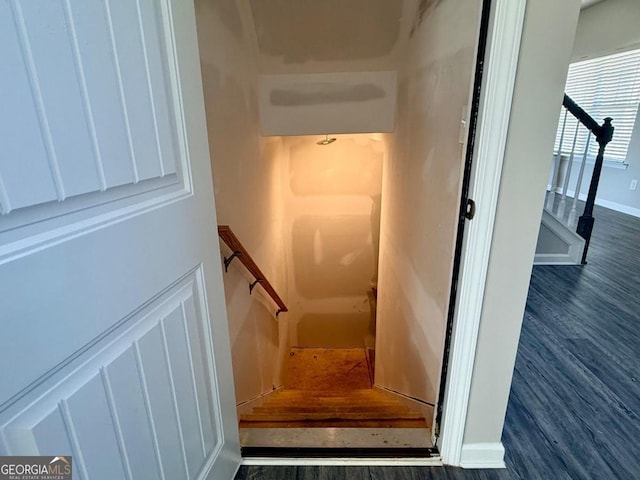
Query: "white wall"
573 0 640 62
195 0 287 404
281 135 383 348
375 0 481 414
463 0 581 446
596 112 640 216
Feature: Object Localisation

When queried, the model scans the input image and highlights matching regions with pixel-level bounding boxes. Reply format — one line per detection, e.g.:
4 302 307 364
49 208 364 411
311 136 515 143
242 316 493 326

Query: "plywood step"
256 399 398 408
240 388 425 423
266 389 389 398
238 348 430 431
241 411 425 422
255 394 407 404
252 405 412 414
285 348 372 390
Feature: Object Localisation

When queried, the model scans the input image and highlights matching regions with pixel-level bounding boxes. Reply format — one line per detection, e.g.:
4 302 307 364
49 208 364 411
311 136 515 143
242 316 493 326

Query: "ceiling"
247 0 418 73
249 0 403 64
211 0 606 75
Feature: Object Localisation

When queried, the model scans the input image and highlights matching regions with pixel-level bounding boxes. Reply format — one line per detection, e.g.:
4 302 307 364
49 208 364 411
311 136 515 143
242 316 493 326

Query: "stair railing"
545 94 614 264
218 225 287 317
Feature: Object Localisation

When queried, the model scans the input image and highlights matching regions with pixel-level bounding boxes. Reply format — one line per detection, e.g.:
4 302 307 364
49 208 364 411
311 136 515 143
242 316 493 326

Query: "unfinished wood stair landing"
240 388 427 426
239 348 432 450
240 347 428 428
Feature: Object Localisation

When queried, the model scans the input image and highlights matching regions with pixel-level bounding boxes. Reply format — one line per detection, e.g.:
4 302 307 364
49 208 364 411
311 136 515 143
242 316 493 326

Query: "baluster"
547 110 568 211
546 154 559 212
568 134 591 228
557 122 580 220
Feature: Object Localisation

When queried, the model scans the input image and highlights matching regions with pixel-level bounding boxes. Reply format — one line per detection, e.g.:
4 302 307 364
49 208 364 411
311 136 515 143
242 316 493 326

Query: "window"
554 48 640 163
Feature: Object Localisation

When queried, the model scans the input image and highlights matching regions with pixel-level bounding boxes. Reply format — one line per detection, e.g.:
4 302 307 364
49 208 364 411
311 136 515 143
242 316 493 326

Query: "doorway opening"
194 0 486 454
230 133 433 451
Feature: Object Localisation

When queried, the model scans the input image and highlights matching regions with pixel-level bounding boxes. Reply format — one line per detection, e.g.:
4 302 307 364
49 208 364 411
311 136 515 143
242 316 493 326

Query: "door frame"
184 0 526 468
227 0 527 467
438 0 526 466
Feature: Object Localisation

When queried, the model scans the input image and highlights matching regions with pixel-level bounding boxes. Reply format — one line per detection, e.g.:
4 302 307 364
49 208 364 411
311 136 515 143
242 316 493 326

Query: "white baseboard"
459 442 506 469
593 197 640 218
236 386 283 415
534 253 580 265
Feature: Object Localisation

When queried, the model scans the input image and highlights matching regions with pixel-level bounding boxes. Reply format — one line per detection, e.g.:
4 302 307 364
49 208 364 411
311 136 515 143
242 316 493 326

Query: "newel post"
576 117 614 264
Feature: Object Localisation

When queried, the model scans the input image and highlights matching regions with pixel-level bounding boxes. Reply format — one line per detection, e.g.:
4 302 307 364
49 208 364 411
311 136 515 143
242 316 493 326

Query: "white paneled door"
0 0 240 479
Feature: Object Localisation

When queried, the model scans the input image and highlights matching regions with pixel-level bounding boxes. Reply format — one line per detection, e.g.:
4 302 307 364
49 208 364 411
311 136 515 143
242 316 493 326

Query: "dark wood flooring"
236 204 640 479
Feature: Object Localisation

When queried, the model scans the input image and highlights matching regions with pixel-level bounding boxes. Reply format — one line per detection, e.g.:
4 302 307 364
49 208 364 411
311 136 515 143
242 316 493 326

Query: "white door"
0 0 240 479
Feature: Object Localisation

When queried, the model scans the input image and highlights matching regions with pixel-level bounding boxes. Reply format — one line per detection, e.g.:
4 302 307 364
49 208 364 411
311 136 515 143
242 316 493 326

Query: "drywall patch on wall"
375 0 482 408
292 215 374 298
258 72 397 135
297 313 371 347
248 0 402 64
195 0 287 404
289 137 383 195
245 0 416 75
282 135 383 348
271 83 386 106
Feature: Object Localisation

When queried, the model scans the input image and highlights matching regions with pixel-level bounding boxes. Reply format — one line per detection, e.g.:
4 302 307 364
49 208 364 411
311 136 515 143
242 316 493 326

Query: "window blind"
554 48 640 162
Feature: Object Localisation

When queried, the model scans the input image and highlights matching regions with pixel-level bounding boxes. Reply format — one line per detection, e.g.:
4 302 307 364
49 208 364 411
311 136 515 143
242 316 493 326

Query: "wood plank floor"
236 204 640 479
501 202 640 479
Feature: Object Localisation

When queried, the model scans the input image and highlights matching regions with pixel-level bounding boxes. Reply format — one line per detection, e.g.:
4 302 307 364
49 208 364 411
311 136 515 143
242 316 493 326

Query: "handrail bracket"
249 278 263 294
223 251 241 272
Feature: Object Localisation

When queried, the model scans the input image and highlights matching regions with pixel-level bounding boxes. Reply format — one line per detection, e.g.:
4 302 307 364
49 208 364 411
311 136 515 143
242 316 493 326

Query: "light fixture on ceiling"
316 134 337 146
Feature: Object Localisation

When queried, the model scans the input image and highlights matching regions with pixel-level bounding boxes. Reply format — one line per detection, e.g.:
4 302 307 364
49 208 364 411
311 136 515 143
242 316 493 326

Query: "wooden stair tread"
261 392 401 405
270 389 382 396
260 401 401 408
252 405 411 414
241 412 425 421
262 390 404 400
240 388 424 423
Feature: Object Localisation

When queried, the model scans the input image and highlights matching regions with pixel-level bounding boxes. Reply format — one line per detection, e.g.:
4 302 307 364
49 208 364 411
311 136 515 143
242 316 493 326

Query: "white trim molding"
595 198 640 218
438 0 526 466
560 188 640 219
460 443 506 469
533 209 585 265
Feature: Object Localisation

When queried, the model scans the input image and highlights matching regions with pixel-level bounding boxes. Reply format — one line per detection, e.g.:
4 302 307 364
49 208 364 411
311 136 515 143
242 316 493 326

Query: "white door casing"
438 0 526 466
0 0 240 478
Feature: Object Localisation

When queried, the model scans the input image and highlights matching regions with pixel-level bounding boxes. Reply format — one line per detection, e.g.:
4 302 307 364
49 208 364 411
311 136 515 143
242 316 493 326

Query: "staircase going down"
240 388 427 427
239 348 433 450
